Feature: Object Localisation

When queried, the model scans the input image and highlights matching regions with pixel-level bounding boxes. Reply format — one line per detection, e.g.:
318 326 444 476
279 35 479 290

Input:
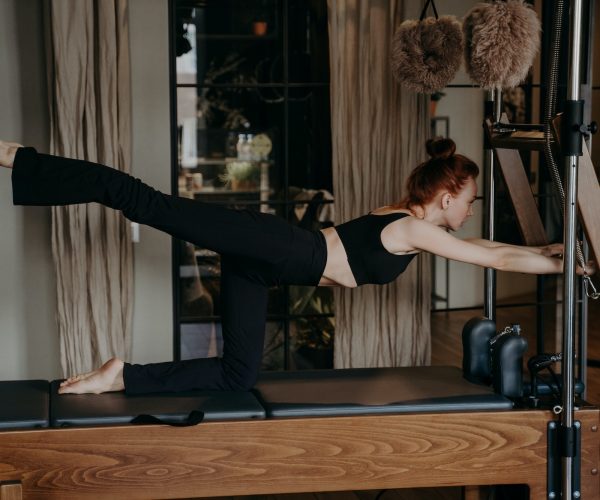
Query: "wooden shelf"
490 130 550 152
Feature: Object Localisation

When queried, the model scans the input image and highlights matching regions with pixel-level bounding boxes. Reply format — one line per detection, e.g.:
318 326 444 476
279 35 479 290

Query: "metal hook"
583 275 600 300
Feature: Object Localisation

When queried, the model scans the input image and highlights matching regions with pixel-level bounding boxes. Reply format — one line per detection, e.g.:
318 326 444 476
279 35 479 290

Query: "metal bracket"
547 420 581 499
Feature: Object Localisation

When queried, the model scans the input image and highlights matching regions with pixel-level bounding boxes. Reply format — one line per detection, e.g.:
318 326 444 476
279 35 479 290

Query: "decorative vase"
252 21 268 36
231 179 256 191
430 99 438 116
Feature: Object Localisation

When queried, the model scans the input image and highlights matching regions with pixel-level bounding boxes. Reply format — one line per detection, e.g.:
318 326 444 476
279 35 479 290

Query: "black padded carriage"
254 366 513 418
0 380 50 429
0 368 513 430
49 381 266 427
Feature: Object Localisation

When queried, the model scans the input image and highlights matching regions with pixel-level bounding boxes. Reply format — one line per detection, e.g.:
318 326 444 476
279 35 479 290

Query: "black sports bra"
334 212 417 286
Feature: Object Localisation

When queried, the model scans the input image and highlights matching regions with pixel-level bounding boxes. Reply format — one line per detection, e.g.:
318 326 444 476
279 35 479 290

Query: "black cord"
419 0 439 20
545 366 562 400
536 373 561 399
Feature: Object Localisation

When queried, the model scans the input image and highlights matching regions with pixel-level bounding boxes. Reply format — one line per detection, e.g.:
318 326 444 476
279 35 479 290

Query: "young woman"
0 138 578 396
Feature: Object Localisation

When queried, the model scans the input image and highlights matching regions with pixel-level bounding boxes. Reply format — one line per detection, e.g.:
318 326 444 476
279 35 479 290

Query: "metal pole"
562 0 584 497
484 89 500 322
578 0 595 403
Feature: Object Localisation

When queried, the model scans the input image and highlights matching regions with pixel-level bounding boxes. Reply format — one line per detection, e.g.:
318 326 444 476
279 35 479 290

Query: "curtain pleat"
45 0 133 376
328 0 431 368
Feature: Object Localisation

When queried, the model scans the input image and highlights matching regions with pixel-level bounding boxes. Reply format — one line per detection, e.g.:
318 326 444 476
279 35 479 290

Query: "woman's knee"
220 359 259 391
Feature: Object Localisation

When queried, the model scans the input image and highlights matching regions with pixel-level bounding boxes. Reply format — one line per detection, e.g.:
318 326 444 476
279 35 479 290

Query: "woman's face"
445 177 477 230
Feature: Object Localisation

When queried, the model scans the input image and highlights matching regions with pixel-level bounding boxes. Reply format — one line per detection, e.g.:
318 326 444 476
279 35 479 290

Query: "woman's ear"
442 193 452 210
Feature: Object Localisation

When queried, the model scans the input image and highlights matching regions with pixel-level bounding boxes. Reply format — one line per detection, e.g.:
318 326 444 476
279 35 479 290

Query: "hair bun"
426 137 456 160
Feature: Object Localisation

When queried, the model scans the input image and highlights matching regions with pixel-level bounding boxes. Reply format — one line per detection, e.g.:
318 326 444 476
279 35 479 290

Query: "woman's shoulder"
369 206 413 217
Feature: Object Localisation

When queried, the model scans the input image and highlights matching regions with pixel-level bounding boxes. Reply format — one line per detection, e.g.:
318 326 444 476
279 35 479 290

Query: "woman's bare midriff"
317 207 417 288
318 227 357 287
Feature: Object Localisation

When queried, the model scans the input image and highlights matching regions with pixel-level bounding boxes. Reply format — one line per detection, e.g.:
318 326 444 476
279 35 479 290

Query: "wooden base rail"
0 407 598 500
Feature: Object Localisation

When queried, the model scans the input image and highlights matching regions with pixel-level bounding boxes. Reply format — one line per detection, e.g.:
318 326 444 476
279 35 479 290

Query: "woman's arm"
466 238 564 257
401 218 564 275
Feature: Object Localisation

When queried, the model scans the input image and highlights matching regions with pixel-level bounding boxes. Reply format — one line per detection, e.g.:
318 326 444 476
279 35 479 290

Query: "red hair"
393 138 479 211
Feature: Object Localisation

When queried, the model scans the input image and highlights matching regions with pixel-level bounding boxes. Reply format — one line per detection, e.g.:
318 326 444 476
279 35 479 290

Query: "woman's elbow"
486 247 512 271
490 257 508 271
482 248 507 270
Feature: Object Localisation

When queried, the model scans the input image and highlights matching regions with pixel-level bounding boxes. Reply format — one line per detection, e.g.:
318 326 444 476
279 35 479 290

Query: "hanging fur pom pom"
463 0 541 90
391 15 463 94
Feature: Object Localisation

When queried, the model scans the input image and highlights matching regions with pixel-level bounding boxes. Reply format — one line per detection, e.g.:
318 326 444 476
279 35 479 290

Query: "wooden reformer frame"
0 407 598 500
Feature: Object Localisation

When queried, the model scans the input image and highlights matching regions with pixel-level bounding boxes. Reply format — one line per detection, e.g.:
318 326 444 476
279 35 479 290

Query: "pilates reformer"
0 359 598 500
0 306 599 500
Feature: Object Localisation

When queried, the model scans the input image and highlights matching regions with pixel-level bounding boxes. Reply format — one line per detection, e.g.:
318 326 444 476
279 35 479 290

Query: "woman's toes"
59 371 94 389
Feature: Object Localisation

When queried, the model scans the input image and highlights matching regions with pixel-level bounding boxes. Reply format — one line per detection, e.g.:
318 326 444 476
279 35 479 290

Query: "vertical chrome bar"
562 1 583 498
484 89 499 322
494 88 502 121
578 0 595 403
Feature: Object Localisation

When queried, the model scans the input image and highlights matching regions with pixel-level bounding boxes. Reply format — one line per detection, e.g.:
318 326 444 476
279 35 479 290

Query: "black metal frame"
168 0 333 369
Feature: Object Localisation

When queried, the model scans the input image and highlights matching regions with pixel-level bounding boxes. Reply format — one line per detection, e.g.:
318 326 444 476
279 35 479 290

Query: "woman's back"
334 211 417 286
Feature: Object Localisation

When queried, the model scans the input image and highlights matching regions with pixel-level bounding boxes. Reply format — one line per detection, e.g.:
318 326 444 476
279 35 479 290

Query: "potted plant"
249 0 270 36
290 288 335 369
220 160 260 191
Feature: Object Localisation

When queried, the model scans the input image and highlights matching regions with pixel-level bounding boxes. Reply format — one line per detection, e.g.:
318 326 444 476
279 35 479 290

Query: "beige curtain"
45 0 133 376
328 0 431 368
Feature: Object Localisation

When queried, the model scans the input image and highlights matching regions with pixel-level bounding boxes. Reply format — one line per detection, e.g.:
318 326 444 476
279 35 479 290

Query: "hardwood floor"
217 488 463 500
192 489 462 500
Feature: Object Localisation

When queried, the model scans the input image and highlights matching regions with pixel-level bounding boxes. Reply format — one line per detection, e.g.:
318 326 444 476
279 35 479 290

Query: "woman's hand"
540 243 564 258
541 243 596 276
577 260 597 276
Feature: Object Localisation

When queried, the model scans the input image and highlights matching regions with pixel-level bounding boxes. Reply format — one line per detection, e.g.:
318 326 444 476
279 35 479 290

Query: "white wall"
432 0 536 309
0 0 58 380
0 0 173 380
128 0 173 365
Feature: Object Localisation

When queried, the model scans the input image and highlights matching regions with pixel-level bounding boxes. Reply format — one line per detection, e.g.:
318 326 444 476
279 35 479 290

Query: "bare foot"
0 141 23 169
58 358 125 394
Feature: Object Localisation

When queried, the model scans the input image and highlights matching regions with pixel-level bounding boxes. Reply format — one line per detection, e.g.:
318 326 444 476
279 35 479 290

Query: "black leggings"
12 148 328 394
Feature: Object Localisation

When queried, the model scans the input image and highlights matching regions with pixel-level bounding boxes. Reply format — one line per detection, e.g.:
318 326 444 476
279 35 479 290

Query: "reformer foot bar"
0 366 598 500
